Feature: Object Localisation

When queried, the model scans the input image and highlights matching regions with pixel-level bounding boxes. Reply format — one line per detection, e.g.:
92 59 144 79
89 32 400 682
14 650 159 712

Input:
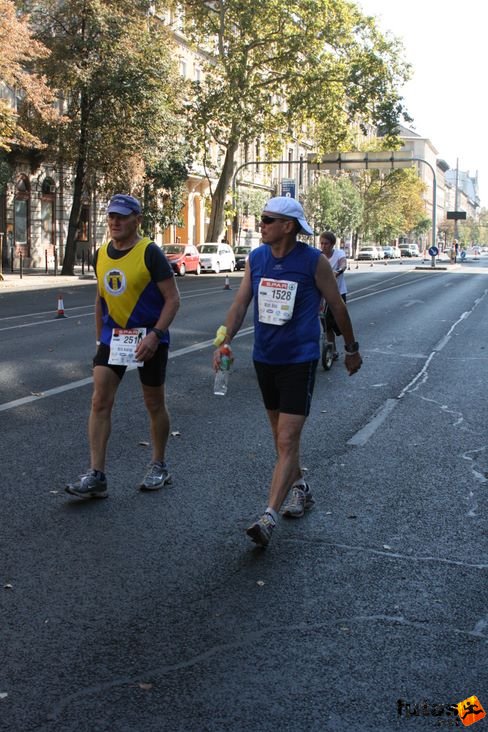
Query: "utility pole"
454 158 460 249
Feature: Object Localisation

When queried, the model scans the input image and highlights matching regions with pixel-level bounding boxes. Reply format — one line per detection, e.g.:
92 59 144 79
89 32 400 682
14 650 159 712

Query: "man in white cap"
66 194 180 499
213 196 362 548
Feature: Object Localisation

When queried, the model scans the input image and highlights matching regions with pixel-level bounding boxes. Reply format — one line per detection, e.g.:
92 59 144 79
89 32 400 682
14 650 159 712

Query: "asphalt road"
1 258 487 732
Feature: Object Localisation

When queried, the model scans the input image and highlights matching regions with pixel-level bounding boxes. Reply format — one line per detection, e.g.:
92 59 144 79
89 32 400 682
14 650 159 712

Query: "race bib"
108 327 146 367
258 278 297 325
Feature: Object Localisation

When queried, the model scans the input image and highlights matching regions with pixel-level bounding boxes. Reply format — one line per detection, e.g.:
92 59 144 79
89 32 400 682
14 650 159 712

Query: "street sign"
446 211 467 220
281 179 296 198
308 151 414 171
428 246 439 257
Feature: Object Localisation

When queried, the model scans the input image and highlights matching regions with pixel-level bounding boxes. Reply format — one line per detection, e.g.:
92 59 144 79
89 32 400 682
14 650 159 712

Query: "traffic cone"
223 275 231 290
55 293 66 318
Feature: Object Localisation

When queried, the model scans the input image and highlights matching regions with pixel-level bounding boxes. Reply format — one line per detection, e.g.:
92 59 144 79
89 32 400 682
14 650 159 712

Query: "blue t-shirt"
249 243 322 364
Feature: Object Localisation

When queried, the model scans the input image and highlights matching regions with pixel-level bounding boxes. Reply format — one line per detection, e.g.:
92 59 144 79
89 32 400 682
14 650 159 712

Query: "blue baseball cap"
107 194 141 216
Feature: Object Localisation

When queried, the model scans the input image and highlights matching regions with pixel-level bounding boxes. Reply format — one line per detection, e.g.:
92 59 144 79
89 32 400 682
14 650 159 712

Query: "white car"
357 246 382 261
197 243 235 273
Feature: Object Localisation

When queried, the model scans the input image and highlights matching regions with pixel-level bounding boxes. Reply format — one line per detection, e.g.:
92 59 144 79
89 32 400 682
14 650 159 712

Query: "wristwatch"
344 341 359 354
150 327 165 339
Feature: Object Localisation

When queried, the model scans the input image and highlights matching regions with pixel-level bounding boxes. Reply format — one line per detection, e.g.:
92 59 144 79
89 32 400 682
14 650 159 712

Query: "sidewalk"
0 266 96 291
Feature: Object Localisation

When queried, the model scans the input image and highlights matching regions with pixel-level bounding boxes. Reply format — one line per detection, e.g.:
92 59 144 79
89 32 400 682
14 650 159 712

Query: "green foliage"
18 0 187 272
24 0 185 186
304 173 362 236
237 188 270 219
182 0 412 240
0 156 13 193
142 154 191 236
304 163 429 244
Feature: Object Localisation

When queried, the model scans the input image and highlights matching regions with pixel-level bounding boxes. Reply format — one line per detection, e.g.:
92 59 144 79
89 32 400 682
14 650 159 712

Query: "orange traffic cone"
223 275 231 290
55 293 66 318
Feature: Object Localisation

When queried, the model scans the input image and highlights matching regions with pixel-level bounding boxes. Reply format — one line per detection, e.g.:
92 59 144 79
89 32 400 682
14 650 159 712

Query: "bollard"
19 253 23 279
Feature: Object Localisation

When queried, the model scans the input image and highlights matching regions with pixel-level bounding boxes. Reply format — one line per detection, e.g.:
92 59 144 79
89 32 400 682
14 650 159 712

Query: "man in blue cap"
66 194 180 499
213 196 362 548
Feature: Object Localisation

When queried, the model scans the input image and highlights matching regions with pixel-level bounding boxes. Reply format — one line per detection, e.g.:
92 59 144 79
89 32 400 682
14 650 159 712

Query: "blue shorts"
253 360 318 416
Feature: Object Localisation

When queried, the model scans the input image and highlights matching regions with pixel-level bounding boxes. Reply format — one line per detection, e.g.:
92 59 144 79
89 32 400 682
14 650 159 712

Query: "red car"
162 244 201 276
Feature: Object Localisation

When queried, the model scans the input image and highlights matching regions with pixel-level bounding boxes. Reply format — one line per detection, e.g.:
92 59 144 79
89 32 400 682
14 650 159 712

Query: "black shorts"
325 293 347 335
253 360 318 416
93 343 169 387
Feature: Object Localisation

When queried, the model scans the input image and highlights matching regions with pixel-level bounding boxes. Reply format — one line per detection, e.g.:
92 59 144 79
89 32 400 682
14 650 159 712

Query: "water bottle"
213 345 231 396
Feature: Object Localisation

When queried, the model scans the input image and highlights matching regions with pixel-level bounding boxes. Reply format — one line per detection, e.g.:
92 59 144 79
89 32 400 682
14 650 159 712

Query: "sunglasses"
260 215 285 225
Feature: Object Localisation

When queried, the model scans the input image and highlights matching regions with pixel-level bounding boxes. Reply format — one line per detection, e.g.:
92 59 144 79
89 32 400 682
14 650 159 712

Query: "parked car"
382 246 400 259
161 244 201 276
197 243 235 273
409 243 420 257
399 244 413 257
357 246 381 261
234 244 251 270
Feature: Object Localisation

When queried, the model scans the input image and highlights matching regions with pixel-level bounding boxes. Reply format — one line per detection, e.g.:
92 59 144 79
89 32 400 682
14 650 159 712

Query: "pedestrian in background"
213 197 362 548
66 194 180 499
319 231 348 360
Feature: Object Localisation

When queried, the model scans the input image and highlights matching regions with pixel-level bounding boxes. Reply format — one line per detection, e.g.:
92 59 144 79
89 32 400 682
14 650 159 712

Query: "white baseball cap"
262 196 313 236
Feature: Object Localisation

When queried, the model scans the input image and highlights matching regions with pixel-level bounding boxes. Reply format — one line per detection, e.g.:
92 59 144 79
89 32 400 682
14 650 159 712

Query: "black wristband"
345 341 359 354
150 327 165 339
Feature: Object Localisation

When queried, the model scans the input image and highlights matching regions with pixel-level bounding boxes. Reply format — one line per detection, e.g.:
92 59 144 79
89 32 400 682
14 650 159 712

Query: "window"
14 176 30 250
40 177 56 248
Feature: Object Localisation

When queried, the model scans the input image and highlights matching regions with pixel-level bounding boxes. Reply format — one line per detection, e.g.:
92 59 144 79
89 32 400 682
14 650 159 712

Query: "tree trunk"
206 138 238 243
61 155 85 275
61 93 88 275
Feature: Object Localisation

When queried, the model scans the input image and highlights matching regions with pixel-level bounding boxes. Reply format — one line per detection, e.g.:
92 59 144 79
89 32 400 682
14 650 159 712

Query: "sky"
357 0 488 205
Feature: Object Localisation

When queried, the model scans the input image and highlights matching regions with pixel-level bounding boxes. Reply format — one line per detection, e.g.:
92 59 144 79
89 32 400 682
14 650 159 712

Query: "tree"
303 175 343 233
21 0 186 274
183 0 411 241
304 174 363 238
0 0 57 151
356 167 427 244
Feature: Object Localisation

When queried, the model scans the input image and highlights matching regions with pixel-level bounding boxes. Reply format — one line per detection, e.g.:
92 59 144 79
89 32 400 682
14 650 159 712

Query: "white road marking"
0 327 254 413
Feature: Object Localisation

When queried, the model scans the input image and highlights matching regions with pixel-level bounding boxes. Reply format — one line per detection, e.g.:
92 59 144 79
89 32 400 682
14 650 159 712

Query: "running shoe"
139 462 172 491
282 483 315 518
65 470 108 499
246 513 275 547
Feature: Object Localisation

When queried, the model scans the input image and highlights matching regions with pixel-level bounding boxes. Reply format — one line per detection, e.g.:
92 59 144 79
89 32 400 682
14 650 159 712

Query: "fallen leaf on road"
171 431 181 437
0 693 8 699
138 441 149 446
4 584 13 590
383 544 392 550
256 580 265 587
138 682 153 690
31 392 43 396
49 490 59 494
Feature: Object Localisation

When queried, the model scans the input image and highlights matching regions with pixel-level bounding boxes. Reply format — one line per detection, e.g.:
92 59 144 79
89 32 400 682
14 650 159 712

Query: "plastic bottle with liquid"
213 345 231 396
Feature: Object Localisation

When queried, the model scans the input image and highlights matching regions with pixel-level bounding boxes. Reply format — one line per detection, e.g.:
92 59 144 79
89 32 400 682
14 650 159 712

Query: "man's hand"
135 331 159 362
213 345 234 371
344 352 362 375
